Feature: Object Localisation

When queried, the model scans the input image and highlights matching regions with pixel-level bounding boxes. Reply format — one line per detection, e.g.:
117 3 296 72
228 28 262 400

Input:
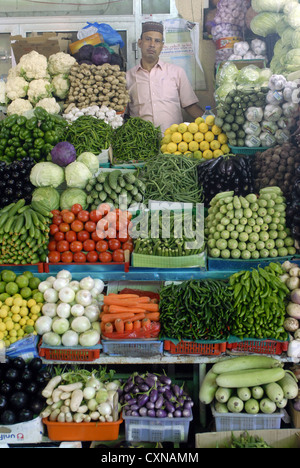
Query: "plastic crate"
43 418 123 442
38 339 101 362
227 338 289 356
211 405 285 432
207 255 297 272
123 413 193 443
164 339 227 356
229 145 269 155
102 339 163 357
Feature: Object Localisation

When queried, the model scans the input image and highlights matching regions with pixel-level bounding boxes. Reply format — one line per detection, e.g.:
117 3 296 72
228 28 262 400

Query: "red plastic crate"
164 340 227 356
227 339 289 356
38 339 101 362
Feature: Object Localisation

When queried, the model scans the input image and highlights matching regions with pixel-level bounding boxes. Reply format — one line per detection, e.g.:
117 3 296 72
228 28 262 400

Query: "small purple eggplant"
174 409 182 418
159 374 172 386
156 409 167 418
149 389 158 403
137 394 149 407
165 401 175 413
146 401 155 410
172 384 183 398
139 407 148 417
183 409 192 418
147 409 156 418
139 383 150 392
154 395 164 409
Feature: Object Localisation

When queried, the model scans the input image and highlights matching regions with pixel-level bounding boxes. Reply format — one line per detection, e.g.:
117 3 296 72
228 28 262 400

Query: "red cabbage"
77 44 94 62
92 47 112 66
51 142 77 167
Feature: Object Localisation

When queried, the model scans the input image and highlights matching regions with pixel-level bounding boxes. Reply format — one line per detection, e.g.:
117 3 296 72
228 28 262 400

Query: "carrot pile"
100 293 160 335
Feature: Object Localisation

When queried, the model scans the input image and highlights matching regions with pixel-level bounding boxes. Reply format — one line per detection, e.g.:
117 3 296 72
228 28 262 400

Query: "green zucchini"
277 372 299 400
260 398 277 414
216 368 285 389
245 399 260 414
109 170 122 191
237 387 252 402
199 369 218 405
215 387 233 404
212 356 283 375
227 396 244 413
264 382 284 403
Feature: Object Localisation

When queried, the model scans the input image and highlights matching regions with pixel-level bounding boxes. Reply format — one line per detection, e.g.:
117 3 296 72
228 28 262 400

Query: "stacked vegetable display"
0 357 50 425
0 199 52 265
205 186 296 260
161 116 230 160
35 270 103 348
200 356 298 417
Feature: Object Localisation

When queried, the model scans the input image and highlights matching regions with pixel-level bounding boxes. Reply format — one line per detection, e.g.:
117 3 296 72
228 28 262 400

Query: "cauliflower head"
7 98 33 116
19 51 48 81
28 78 53 104
0 81 7 106
52 74 70 100
36 97 61 114
6 76 28 101
48 52 76 76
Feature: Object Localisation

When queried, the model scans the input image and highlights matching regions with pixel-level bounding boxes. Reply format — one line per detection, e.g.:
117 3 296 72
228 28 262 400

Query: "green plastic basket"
132 251 207 269
229 145 270 155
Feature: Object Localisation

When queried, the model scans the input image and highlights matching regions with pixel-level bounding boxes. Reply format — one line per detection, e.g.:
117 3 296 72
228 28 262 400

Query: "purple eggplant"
139 407 148 417
174 409 182 418
125 410 132 416
131 410 139 417
184 401 194 409
137 394 149 407
165 389 176 402
134 375 145 385
139 383 150 392
159 375 172 386
183 409 192 418
145 375 157 388
149 389 158 403
131 385 140 394
165 401 175 413
147 409 156 418
124 394 133 402
172 384 183 397
127 398 137 406
131 404 139 412
146 401 155 410
124 380 135 393
154 395 164 409
156 409 167 418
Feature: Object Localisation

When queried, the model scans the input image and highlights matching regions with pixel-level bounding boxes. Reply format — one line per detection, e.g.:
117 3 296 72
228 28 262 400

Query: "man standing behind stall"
126 21 204 134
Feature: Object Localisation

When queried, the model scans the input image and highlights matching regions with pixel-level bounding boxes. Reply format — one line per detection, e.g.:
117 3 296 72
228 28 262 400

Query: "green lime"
32 292 44 303
6 282 19 295
29 277 41 290
23 271 34 279
16 275 29 289
0 282 5 294
24 326 34 334
20 287 32 299
1 270 17 283
0 293 10 302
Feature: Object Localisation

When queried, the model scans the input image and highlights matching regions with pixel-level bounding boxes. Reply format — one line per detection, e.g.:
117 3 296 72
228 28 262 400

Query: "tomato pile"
47 203 133 264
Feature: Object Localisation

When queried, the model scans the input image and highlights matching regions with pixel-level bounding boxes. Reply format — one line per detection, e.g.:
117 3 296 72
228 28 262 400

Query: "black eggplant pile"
0 158 35 209
0 357 50 425
286 165 300 250
197 154 254 207
120 372 194 419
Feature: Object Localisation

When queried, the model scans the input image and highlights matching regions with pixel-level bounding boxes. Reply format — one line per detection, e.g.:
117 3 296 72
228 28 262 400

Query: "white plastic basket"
211 405 285 432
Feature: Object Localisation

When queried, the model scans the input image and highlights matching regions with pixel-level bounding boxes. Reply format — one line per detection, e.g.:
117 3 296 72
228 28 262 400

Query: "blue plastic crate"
207 256 300 272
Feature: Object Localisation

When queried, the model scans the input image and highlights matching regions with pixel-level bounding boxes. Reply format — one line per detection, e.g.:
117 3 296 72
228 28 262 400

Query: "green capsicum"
34 138 45 149
44 130 59 145
3 115 18 128
25 117 38 130
34 107 48 121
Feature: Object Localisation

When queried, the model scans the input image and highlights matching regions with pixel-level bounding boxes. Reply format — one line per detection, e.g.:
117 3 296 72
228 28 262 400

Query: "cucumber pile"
0 199 52 265
205 186 296 260
199 356 298 416
85 170 145 210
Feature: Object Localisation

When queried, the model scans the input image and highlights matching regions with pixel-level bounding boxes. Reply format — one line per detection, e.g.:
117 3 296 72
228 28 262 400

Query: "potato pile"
253 143 300 198
64 63 130 112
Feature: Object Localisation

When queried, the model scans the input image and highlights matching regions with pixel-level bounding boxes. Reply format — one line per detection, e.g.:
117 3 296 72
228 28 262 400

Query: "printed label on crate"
216 37 242 50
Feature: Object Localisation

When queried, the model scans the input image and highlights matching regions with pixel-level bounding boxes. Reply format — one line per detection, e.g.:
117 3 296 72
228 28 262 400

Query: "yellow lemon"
11 305 20 315
13 297 23 307
189 141 199 152
164 128 171 136
205 131 215 143
166 142 178 154
12 314 21 323
5 298 14 307
178 123 188 134
26 319 34 327
161 134 172 145
161 144 168 153
188 122 199 134
19 318 27 327
199 123 209 134
200 141 210 152
218 133 228 144
210 140 221 151
5 320 14 332
221 144 230 154
20 307 29 317
17 329 25 338
205 115 215 126
202 149 213 160
27 299 36 309
9 329 17 338
212 125 222 136
195 117 205 125
170 124 179 133
213 149 224 158
183 132 194 143
0 323 6 333
178 141 189 153
194 132 204 143
0 332 4 341
171 132 183 144
0 309 7 319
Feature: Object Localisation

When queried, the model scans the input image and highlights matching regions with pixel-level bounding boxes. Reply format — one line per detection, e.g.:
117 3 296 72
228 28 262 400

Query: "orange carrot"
144 312 160 322
137 303 159 312
131 313 146 322
107 294 139 299
104 322 114 334
142 318 151 330
101 313 135 323
115 318 125 333
100 321 106 332
125 321 133 331
103 298 143 307
102 305 109 313
133 320 142 330
108 305 146 314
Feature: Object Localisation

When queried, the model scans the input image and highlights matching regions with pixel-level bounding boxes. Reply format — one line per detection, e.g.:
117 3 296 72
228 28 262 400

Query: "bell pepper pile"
0 107 67 163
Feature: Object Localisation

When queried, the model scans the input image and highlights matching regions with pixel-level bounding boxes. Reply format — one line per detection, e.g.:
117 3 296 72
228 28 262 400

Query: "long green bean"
65 115 113 154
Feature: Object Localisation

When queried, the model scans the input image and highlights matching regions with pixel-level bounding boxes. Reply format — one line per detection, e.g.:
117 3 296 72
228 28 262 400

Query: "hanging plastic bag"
78 23 125 48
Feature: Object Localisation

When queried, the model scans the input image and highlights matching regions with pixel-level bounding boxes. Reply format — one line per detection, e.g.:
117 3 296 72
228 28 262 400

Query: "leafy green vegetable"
60 188 88 210
65 161 92 189
30 162 65 188
32 187 60 212
250 12 283 37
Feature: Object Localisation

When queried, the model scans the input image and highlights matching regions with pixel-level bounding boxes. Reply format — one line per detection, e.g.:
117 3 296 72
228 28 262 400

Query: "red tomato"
62 211 75 224
122 241 134 253
83 239 96 252
54 231 65 242
70 241 83 253
95 229 106 240
71 220 84 233
106 211 117 225
112 249 125 263
98 203 111 216
91 231 103 242
77 230 90 242
48 251 61 263
108 239 121 251
86 251 98 263
71 204 83 215
59 222 70 233
51 210 61 216
99 252 112 263
65 231 77 243
77 210 90 223
117 232 130 243
57 240 70 253
48 241 57 252
97 218 109 232
50 224 59 236
106 227 117 240
73 252 87 263
89 210 102 223
96 240 109 253
52 215 63 226
61 251 73 263
85 221 96 233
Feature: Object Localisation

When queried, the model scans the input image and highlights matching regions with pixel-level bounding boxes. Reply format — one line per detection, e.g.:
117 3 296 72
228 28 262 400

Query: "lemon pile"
161 116 230 160
0 296 42 347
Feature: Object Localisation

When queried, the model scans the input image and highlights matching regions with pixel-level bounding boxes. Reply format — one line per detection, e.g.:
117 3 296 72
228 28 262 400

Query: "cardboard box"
11 33 62 63
69 33 104 55
289 401 300 428
0 417 44 445
196 429 300 449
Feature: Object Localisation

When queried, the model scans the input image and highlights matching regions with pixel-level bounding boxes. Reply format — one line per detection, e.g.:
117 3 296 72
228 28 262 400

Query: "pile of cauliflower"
5 50 76 116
